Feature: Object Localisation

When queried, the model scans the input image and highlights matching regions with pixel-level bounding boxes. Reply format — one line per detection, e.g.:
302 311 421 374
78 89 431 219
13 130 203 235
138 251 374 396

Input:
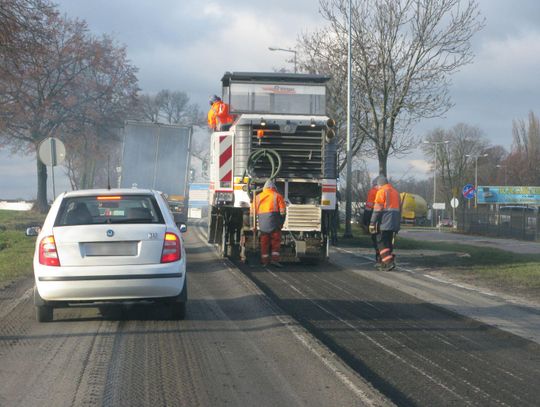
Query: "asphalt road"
1 224 539 407
222 232 540 405
0 228 386 407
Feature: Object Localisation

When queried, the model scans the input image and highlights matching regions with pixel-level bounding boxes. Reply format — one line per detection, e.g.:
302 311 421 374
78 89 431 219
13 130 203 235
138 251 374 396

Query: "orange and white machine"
208 72 338 262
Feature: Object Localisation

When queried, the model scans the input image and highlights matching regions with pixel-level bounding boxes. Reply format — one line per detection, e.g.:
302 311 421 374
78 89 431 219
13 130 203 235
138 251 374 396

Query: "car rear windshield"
54 194 164 226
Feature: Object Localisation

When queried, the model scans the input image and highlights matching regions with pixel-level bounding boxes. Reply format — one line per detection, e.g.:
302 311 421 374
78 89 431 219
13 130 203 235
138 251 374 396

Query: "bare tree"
298 30 366 175
136 89 204 126
302 0 484 176
423 123 490 204
0 5 138 211
507 111 540 185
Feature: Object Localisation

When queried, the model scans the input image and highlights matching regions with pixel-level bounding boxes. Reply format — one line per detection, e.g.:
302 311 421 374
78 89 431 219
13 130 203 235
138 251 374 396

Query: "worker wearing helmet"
207 95 234 131
363 178 381 264
207 95 221 130
369 175 400 271
254 179 287 267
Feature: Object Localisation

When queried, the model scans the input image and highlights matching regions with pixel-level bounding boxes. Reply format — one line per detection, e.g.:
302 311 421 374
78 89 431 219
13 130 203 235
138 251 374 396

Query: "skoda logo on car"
106 229 114 237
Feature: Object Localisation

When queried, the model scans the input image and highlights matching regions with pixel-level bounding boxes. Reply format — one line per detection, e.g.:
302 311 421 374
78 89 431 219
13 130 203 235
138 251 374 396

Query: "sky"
1 0 539 199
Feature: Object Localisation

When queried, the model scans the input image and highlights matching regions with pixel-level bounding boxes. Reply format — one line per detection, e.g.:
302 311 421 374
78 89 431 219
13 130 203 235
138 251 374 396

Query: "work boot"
270 261 284 268
374 254 382 268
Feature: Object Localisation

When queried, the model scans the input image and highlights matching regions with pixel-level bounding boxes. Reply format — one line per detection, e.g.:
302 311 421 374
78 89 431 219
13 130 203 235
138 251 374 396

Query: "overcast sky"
2 0 539 199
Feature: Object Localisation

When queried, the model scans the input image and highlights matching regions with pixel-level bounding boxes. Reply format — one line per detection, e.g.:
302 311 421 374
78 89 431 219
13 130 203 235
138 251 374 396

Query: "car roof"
61 188 157 198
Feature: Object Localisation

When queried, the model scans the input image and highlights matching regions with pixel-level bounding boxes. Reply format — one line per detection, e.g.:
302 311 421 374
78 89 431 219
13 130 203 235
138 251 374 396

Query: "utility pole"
466 153 488 208
423 140 449 226
344 0 353 238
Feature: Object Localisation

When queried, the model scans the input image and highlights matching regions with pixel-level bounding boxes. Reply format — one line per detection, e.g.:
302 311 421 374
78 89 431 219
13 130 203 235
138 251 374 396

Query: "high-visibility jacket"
362 186 379 226
370 183 401 231
254 187 286 233
216 101 234 127
207 102 219 130
365 186 378 211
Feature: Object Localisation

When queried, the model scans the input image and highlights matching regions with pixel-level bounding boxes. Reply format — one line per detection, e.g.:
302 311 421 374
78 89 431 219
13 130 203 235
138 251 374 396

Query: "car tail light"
39 236 60 267
161 232 181 263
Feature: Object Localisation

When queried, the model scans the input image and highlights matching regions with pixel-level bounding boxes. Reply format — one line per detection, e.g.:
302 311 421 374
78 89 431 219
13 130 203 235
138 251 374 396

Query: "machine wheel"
219 220 228 258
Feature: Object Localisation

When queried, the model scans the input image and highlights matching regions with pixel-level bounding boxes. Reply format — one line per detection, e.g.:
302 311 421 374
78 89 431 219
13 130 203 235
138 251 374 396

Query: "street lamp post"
466 153 488 207
423 140 449 226
343 0 353 238
268 47 297 73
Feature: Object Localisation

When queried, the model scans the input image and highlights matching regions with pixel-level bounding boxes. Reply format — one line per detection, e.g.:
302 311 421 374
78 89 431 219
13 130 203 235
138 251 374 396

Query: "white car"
28 189 187 322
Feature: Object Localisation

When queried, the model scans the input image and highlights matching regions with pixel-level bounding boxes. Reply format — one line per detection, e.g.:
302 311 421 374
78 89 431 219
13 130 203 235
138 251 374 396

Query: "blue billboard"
477 186 540 205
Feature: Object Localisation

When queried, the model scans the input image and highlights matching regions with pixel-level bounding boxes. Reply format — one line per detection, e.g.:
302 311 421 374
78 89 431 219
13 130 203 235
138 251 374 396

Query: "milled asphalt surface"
400 228 540 254
215 222 540 406
1 223 539 407
0 229 387 407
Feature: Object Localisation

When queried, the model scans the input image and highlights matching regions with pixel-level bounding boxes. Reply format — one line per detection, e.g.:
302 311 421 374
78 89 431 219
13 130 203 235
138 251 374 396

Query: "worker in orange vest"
363 178 380 263
207 95 234 131
254 179 287 267
369 175 400 271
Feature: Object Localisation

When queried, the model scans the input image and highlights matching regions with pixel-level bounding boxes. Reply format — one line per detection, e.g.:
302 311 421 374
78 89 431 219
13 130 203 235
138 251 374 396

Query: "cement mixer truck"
207 72 338 263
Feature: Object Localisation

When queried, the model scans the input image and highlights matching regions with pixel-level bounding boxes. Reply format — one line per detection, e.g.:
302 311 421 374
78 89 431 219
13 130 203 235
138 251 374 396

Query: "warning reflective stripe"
219 145 232 167
380 248 391 255
382 255 393 263
219 135 233 185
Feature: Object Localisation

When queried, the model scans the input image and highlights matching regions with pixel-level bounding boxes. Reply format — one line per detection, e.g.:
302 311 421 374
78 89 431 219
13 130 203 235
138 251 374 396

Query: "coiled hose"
245 148 282 182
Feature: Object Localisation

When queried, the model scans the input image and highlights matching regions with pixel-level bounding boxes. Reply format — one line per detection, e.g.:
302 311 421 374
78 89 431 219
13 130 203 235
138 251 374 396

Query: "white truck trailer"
120 121 193 223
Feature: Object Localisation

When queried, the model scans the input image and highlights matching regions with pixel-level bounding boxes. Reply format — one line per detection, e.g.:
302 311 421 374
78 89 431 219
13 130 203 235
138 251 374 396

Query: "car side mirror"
177 223 187 233
25 226 41 237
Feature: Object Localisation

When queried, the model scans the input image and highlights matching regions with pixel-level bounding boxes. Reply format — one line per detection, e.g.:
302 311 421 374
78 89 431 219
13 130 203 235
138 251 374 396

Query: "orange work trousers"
260 230 281 264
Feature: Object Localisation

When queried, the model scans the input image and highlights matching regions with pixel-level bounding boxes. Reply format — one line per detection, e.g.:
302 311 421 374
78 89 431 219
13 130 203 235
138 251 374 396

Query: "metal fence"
457 206 540 241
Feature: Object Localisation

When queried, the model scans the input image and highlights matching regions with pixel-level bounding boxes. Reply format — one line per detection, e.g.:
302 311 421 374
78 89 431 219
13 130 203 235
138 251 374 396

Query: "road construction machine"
207 72 337 263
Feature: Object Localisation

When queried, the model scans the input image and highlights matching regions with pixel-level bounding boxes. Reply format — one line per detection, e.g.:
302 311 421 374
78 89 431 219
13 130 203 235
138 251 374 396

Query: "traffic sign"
450 197 459 208
38 137 66 166
462 184 475 200
433 202 446 210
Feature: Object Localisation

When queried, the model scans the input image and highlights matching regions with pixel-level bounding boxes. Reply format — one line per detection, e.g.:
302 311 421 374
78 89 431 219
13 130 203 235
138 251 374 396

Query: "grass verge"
338 224 540 292
0 209 45 285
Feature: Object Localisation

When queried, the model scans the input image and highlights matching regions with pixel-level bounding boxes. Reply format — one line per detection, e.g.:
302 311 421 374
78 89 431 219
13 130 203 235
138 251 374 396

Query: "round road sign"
38 137 66 166
462 184 475 200
450 197 459 208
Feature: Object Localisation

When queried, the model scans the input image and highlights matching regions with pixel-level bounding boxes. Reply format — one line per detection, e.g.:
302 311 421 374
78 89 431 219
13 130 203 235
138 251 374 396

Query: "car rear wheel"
36 305 53 322
168 276 187 320
170 301 186 320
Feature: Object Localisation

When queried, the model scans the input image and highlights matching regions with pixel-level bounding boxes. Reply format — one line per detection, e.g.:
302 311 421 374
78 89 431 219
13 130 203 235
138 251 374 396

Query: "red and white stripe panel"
219 134 233 188
321 179 337 209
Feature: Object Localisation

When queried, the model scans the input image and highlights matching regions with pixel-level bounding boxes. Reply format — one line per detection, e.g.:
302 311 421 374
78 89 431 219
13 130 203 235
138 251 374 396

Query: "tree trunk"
36 158 49 213
378 151 388 177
